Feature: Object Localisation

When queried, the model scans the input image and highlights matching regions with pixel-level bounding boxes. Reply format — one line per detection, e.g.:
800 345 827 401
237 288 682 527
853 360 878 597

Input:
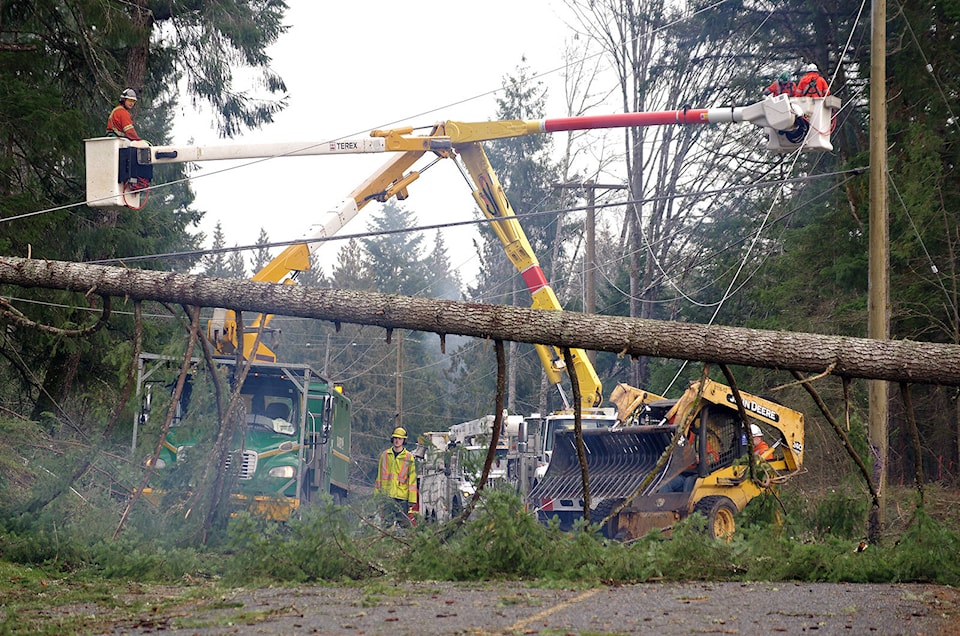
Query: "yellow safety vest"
375 447 418 503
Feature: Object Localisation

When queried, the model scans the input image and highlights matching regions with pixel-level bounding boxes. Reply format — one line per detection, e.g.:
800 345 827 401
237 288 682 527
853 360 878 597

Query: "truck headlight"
268 466 296 479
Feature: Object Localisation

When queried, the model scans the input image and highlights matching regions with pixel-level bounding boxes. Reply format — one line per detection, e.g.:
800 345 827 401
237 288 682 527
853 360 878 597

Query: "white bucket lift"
762 95 842 153
85 137 152 208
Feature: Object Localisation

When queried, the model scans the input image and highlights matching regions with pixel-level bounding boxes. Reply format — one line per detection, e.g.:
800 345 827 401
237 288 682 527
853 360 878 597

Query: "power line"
83 169 859 268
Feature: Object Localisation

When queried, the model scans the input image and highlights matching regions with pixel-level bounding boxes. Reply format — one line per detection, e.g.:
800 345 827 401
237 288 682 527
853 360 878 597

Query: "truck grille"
224 450 258 480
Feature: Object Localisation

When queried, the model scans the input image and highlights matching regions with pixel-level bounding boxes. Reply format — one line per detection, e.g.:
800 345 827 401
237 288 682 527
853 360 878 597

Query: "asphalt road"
103 580 959 635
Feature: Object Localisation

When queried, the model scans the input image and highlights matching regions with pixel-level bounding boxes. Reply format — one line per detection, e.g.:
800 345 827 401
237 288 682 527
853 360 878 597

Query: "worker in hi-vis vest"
375 426 418 526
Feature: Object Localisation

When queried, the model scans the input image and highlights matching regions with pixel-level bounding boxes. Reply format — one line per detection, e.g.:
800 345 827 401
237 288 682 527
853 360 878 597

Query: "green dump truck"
136 354 351 520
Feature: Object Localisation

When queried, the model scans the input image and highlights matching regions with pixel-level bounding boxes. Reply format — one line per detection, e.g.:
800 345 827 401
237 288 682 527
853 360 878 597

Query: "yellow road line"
506 587 601 633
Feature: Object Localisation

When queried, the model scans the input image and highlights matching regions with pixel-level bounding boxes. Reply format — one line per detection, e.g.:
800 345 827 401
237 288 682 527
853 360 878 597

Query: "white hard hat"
802 63 819 73
120 88 138 101
750 424 763 437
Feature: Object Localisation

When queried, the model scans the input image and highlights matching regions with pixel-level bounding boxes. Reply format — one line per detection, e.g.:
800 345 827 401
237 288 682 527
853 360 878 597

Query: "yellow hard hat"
391 427 407 439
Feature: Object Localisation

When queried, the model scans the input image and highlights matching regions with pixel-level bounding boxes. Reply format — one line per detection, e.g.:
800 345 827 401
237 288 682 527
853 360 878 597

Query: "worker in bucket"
794 63 830 97
375 426 419 527
763 72 794 97
106 88 143 141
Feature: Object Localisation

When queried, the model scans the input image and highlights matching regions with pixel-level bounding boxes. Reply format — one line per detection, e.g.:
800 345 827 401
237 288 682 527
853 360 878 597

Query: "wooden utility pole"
868 0 889 542
395 330 403 430
585 184 596 318
554 180 630 366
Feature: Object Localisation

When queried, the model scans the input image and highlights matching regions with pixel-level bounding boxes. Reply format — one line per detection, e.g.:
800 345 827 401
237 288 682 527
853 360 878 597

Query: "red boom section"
521 265 549 294
541 109 716 133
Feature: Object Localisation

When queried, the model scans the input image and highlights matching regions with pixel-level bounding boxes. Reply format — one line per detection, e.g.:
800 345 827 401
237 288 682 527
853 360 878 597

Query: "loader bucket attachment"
529 425 689 503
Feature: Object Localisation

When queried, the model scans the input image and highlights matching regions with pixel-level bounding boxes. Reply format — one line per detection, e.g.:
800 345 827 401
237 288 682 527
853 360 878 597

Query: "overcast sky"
172 0 581 283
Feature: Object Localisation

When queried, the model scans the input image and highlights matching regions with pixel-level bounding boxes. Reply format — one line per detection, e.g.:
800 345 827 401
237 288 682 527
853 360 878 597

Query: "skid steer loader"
528 378 804 540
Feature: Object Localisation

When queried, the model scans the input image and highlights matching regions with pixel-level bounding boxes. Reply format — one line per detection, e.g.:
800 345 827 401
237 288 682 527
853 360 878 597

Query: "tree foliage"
0 0 288 468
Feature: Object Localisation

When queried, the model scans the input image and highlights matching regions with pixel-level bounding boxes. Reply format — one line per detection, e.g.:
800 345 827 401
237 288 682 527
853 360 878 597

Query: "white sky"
172 0 582 283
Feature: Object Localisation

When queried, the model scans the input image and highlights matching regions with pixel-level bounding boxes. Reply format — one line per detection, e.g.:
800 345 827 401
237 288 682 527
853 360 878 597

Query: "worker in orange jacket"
375 426 418 526
106 88 142 140
794 63 830 97
763 72 794 97
750 424 773 460
660 426 721 493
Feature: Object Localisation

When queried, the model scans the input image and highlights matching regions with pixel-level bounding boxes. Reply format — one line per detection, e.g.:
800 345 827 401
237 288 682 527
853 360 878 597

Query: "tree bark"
1 256 959 386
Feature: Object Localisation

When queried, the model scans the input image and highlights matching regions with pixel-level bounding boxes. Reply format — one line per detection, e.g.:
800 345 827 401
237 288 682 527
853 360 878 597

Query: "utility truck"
416 414 522 522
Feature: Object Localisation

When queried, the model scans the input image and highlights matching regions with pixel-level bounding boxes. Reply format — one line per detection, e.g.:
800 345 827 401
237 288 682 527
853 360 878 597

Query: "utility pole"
585 183 596 317
553 180 629 366
322 332 331 376
395 330 404 431
867 0 889 542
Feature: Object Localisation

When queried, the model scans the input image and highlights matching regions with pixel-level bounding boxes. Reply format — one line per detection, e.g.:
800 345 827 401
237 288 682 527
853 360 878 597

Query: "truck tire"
592 498 624 539
693 496 738 541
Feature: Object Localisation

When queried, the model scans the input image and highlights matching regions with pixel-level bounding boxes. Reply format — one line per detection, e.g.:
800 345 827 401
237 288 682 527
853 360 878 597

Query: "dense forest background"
1 0 959 509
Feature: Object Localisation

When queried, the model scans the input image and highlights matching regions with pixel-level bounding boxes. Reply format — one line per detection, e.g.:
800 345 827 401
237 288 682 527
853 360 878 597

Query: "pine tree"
425 231 462 300
250 228 273 274
331 239 374 291
202 223 229 277
361 200 429 296
228 246 246 279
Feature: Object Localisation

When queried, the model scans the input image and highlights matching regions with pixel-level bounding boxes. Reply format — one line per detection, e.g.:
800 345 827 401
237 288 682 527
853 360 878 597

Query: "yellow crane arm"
454 141 602 409
208 148 427 360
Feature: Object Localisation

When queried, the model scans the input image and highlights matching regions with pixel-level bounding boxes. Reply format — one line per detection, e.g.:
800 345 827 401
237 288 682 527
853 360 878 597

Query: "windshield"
244 394 298 436
543 417 614 454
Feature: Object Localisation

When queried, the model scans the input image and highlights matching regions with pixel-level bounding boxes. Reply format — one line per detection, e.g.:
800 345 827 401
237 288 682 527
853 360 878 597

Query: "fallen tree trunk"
0 256 957 385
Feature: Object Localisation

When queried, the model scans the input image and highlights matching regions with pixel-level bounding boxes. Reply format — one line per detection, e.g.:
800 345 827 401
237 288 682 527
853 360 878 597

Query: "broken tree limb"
0 256 958 386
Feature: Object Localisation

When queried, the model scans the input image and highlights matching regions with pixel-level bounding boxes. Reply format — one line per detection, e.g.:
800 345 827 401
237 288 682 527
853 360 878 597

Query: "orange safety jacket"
752 439 772 459
794 72 829 97
106 105 141 140
375 447 418 504
764 80 794 96
683 430 720 471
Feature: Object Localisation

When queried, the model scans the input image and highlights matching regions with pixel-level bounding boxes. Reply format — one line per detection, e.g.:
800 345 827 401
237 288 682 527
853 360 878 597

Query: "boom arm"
453 141 602 408
208 148 428 361
87 96 839 402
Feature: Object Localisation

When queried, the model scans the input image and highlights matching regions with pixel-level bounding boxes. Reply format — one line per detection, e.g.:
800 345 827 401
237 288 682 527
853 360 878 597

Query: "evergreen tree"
331 239 375 291
361 200 430 296
0 0 290 426
202 223 229 277
250 228 273 274
425 231 463 301
228 245 246 278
